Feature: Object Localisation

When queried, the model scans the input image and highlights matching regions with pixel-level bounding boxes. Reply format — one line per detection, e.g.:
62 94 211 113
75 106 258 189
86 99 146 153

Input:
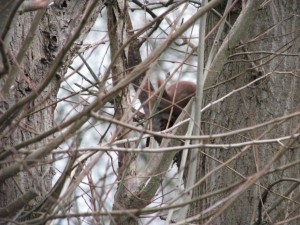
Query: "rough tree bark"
0 0 101 222
191 1 300 224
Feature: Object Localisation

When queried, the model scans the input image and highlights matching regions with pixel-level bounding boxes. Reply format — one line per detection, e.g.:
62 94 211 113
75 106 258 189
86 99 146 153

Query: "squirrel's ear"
156 76 169 99
157 75 165 89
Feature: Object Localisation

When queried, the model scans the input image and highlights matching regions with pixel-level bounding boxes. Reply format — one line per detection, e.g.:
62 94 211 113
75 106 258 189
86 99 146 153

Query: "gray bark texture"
191 1 300 224
0 0 101 222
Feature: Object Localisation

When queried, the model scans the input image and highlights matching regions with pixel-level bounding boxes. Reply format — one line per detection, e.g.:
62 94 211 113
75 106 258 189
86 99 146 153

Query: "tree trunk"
0 6 59 219
0 1 101 221
192 1 300 224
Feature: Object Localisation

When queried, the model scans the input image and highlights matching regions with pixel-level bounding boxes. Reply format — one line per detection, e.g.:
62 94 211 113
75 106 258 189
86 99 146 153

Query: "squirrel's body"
159 81 196 117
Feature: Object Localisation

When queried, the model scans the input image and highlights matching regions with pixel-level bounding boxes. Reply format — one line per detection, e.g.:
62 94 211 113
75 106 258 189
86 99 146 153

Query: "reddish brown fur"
165 81 196 116
157 80 196 118
144 78 196 144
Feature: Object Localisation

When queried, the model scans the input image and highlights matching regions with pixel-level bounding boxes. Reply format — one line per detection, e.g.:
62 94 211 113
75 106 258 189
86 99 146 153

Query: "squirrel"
145 78 196 144
156 79 196 118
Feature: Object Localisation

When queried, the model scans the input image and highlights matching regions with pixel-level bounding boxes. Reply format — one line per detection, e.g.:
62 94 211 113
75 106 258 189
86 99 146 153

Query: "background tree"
0 0 300 225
